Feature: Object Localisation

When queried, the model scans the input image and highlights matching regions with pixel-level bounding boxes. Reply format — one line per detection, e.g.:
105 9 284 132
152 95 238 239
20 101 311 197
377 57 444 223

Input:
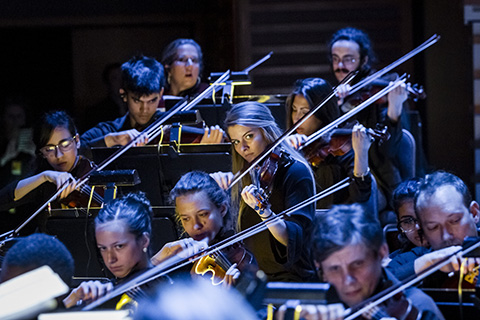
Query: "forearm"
260 208 288 246
14 173 47 201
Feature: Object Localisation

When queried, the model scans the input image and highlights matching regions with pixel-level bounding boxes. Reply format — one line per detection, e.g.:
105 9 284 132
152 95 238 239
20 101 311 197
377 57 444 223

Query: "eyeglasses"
40 136 76 158
331 55 358 66
174 57 199 66
398 216 420 233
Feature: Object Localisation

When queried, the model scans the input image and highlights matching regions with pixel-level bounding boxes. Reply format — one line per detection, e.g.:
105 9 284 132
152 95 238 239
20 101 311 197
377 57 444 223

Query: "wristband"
354 167 370 181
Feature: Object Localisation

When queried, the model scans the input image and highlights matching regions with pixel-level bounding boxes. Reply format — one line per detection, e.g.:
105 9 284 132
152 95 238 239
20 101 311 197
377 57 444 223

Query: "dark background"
0 0 475 190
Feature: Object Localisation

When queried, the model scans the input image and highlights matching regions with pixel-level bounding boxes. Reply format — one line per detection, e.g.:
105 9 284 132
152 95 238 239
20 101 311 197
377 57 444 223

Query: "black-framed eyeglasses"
398 216 419 233
40 136 77 158
331 55 358 66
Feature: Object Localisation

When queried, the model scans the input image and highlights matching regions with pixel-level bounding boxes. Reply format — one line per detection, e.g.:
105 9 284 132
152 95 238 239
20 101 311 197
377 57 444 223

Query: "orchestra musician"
80 55 224 160
328 27 408 218
63 192 164 309
388 178 429 261
210 101 317 282
387 171 480 285
285 78 374 210
0 110 93 232
160 38 209 101
0 233 74 287
276 204 444 320
151 171 255 286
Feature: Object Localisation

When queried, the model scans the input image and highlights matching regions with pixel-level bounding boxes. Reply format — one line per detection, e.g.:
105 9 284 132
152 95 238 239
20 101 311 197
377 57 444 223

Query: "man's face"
125 91 163 128
317 243 385 307
331 40 363 83
417 185 479 251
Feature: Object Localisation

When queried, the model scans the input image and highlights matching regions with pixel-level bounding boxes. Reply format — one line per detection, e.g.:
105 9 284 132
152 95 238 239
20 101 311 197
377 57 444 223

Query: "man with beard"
328 28 408 219
387 171 480 287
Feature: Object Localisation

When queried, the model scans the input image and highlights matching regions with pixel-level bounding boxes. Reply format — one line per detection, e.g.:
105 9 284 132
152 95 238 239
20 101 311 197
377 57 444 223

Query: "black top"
0 156 95 232
313 149 372 209
240 152 317 282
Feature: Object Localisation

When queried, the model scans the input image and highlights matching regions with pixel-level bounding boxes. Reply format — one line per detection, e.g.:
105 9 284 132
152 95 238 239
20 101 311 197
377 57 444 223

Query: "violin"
300 123 390 168
58 157 104 209
194 232 258 285
341 75 427 113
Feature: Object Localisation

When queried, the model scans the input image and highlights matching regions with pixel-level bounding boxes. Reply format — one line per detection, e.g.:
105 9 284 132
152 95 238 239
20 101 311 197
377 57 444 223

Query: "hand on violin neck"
241 184 271 218
223 263 240 288
287 133 308 150
387 82 407 123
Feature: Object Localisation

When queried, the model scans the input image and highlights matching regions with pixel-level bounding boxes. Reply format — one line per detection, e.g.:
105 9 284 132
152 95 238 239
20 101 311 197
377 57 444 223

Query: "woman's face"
291 94 323 136
96 220 149 279
41 126 79 172
176 191 226 244
167 44 200 94
398 200 428 247
227 125 268 163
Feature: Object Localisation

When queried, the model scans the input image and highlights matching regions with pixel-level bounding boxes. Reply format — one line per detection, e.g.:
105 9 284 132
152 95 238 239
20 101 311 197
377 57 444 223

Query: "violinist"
0 110 94 232
151 171 255 286
285 78 374 210
388 178 429 261
387 171 480 286
211 101 317 282
276 204 444 320
328 27 408 215
63 192 164 309
80 55 224 160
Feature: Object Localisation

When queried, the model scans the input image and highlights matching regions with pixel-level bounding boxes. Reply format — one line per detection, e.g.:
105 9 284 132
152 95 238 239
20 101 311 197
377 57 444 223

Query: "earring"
143 247 147 253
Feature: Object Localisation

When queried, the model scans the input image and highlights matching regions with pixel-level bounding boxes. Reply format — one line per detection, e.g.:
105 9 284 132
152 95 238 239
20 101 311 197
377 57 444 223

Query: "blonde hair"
224 102 314 228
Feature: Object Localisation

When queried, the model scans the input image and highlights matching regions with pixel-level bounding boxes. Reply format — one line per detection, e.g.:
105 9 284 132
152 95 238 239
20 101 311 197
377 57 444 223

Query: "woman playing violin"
211 101 317 282
63 192 163 309
285 78 374 210
0 110 96 232
151 171 255 286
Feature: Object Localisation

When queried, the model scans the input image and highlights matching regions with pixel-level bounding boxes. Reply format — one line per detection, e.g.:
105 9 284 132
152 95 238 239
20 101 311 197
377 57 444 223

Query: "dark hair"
415 171 472 215
33 110 77 152
1 233 74 285
170 171 231 230
328 27 376 70
392 177 423 217
313 204 383 264
285 78 340 129
95 192 153 240
121 55 165 95
161 39 204 76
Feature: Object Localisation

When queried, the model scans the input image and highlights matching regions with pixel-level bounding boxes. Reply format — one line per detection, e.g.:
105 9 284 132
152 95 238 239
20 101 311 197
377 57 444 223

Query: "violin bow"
0 70 229 241
343 237 480 320
82 177 351 311
301 75 407 149
227 34 440 190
